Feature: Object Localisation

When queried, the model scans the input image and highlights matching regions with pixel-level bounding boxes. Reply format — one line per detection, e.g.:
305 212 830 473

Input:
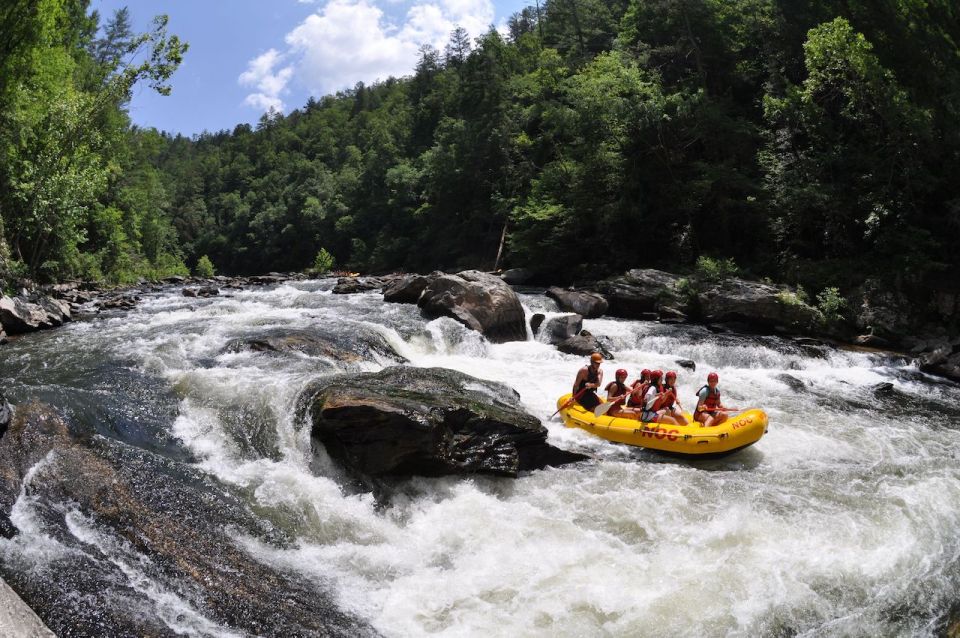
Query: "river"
2 278 960 636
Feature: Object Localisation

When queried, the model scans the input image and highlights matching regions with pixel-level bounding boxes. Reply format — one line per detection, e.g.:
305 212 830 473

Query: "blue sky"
93 0 530 136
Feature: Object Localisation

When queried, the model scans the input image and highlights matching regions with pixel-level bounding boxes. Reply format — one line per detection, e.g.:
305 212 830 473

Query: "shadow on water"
629 444 766 471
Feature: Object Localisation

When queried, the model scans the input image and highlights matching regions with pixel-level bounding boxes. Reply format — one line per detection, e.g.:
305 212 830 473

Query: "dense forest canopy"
1 0 959 324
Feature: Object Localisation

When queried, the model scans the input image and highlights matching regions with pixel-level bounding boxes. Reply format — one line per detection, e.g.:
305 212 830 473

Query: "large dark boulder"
305 367 586 480
546 287 608 318
593 269 687 319
417 270 527 343
0 403 374 636
541 314 583 345
917 340 960 383
224 327 406 364
699 279 821 333
383 273 434 304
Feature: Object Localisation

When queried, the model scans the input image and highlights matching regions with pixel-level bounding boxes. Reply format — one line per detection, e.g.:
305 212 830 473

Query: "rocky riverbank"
329 268 960 385
5 268 958 385
0 272 304 344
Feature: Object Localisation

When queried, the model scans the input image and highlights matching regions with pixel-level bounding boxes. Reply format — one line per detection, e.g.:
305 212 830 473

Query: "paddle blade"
594 401 616 417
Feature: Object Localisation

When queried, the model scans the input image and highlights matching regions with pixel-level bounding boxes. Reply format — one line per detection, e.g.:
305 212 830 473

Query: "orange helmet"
590 353 603 363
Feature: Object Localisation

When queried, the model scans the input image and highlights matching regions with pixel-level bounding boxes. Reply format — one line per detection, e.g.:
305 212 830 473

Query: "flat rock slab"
305 366 586 480
0 578 54 638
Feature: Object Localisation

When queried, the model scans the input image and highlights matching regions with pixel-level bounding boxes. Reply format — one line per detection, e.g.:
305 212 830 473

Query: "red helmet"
650 369 663 380
707 372 719 383
666 371 677 381
641 369 651 378
616 368 628 378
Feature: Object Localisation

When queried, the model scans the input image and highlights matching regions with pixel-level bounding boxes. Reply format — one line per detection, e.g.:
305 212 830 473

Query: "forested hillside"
2 1 959 324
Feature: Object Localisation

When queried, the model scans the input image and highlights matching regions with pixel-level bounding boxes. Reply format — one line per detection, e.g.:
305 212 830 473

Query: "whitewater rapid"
3 278 960 636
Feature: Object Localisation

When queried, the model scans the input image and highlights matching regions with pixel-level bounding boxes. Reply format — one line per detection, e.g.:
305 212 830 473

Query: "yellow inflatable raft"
555 394 768 456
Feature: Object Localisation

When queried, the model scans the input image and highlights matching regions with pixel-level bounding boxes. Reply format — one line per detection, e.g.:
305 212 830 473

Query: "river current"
2 278 960 636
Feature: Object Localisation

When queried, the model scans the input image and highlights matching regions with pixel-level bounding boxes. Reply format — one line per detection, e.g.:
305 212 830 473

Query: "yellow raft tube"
556 394 768 456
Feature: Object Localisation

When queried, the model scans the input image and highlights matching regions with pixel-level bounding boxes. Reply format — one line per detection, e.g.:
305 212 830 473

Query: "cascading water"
2 278 960 636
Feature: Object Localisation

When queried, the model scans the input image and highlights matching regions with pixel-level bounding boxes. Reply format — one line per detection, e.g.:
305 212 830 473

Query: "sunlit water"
3 279 960 636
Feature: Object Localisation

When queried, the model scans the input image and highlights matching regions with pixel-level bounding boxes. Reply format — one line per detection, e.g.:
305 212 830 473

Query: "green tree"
194 254 215 277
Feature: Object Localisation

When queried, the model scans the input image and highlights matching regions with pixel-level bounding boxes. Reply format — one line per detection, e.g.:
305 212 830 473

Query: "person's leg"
713 412 727 426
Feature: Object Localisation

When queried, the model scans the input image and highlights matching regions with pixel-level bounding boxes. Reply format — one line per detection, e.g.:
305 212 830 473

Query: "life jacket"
697 385 721 411
605 381 627 397
629 382 650 407
654 385 677 410
642 384 663 411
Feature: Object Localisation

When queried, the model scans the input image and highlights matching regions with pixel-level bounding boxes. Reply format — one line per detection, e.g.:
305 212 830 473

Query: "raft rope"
563 415 734 439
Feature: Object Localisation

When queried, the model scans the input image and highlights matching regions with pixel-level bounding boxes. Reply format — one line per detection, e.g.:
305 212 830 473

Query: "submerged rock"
545 287 608 318
305 367 586 481
0 403 374 637
675 359 696 371
417 270 527 343
224 327 406 364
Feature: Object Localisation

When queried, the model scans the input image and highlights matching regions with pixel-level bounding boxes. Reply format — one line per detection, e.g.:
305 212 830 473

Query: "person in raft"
604 368 639 418
627 369 651 409
695 371 728 427
659 370 688 425
572 352 604 411
639 370 684 425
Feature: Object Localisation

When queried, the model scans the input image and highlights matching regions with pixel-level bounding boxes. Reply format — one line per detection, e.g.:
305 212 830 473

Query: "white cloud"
240 0 494 111
238 48 294 112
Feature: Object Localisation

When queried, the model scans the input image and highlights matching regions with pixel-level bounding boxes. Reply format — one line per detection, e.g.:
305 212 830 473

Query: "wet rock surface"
542 314 584 345
417 270 527 343
546 287 609 318
224 327 406 364
0 395 10 439
305 367 587 482
333 275 399 294
556 332 614 360
0 403 375 637
916 338 960 383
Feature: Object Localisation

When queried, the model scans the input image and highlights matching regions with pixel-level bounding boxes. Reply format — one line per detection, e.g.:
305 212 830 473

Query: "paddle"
593 395 627 417
550 387 590 418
